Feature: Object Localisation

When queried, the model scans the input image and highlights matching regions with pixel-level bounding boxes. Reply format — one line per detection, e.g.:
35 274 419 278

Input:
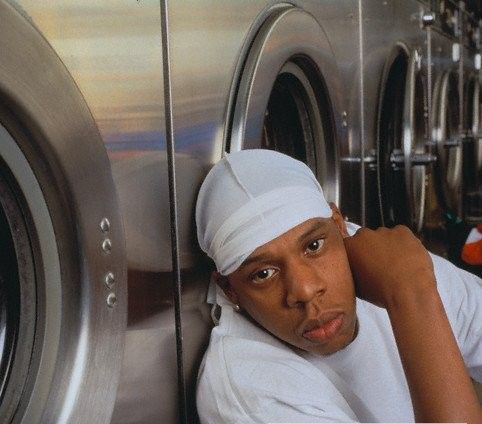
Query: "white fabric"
196 150 332 275
196 254 482 423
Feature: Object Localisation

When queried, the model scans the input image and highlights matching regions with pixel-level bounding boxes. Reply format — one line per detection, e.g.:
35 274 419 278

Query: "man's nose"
285 259 327 308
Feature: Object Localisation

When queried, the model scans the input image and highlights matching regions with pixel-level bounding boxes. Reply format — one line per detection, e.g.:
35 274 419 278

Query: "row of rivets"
100 217 116 308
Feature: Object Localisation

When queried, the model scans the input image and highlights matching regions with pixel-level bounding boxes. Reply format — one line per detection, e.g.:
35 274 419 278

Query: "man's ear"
211 271 239 305
329 202 349 238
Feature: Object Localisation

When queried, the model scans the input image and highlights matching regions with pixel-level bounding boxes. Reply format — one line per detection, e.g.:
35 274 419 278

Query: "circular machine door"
463 74 482 218
464 75 481 186
0 2 126 423
377 46 431 232
228 6 339 205
433 70 463 215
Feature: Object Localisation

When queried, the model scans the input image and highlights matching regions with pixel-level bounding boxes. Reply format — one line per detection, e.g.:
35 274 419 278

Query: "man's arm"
345 226 482 424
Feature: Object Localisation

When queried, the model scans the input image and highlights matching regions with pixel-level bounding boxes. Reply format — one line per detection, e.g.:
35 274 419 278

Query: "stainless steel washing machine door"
0 2 126 423
433 70 463 215
463 74 482 218
228 6 340 206
377 46 431 232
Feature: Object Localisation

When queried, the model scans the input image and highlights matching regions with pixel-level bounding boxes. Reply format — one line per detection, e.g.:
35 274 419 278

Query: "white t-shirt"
196 254 482 423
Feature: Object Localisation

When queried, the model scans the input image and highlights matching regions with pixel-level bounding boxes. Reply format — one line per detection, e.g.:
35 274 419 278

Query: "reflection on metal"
403 50 431 233
230 6 340 205
433 70 463 214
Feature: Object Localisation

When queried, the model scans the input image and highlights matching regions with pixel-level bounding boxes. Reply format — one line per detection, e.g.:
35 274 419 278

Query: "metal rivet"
475 53 481 70
100 217 111 233
104 272 115 288
342 111 348 127
106 293 117 308
102 239 112 254
452 43 460 62
422 12 435 27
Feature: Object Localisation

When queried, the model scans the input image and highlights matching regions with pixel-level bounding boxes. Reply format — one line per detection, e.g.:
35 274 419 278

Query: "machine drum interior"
377 47 429 232
262 59 334 177
0 161 37 421
262 71 314 167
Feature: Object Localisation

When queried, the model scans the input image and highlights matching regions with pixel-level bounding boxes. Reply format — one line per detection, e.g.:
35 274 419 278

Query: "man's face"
220 209 357 355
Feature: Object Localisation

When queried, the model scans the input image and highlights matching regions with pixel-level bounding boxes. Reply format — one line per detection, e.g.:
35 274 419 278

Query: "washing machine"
430 1 467 220
361 0 434 232
1 0 360 422
462 11 482 222
0 1 127 423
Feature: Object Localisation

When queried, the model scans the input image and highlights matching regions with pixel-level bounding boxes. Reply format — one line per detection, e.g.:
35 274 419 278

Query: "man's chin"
305 316 359 356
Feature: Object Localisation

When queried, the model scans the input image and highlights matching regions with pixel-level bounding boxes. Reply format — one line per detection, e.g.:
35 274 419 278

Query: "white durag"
196 149 333 276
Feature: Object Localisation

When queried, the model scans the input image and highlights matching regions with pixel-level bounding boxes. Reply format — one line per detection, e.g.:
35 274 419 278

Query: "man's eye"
306 238 324 253
251 268 276 283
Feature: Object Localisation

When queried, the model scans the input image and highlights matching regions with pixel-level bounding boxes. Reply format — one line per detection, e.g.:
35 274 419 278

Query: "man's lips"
301 312 345 343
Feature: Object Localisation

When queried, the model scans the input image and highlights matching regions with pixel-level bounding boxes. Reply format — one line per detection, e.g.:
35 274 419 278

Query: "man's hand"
344 225 482 423
344 225 436 309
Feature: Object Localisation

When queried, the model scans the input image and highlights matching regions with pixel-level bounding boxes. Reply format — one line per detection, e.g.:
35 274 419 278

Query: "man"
195 149 482 423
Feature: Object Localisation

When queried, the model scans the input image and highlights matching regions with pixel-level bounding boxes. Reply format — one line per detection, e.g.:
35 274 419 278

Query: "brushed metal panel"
0 1 127 422
10 1 188 422
307 0 361 223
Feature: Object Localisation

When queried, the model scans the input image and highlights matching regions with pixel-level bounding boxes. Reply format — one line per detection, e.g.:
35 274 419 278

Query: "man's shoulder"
197 312 356 423
430 252 482 298
202 309 314 380
198 308 348 400
430 252 481 282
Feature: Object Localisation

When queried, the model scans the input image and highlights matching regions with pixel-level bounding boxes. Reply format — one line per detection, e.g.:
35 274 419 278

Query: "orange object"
461 224 482 265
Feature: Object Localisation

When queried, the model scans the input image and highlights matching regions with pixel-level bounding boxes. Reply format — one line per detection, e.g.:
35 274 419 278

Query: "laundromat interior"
0 0 481 422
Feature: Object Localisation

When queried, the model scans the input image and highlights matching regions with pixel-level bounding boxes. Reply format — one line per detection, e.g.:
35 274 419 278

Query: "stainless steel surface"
434 70 463 212
159 1 188 421
230 5 341 206
0 1 127 423
402 49 430 232
362 0 431 229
